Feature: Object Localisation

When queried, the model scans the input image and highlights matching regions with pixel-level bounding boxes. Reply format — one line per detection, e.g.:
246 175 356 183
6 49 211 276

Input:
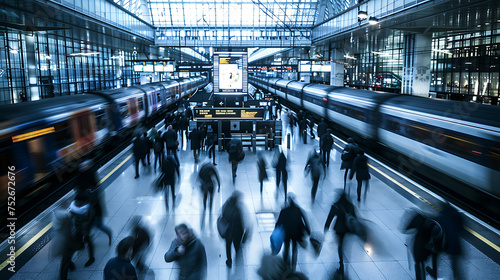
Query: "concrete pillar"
25 35 40 101
403 34 432 97
331 49 344 87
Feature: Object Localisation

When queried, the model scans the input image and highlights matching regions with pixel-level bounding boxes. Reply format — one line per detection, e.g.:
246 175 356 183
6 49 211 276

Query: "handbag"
270 225 285 255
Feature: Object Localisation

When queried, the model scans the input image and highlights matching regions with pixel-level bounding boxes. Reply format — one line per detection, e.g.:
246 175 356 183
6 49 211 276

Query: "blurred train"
250 76 500 201
0 77 207 202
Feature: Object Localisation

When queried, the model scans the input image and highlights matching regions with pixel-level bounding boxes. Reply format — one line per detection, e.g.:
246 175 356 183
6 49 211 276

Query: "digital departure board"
194 108 264 120
213 48 248 95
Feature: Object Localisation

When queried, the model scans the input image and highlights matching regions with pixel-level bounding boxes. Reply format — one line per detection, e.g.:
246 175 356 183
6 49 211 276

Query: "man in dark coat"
320 129 334 167
226 138 244 183
257 152 268 194
198 162 221 214
185 106 193 120
161 155 180 210
69 191 95 267
221 191 252 268
179 114 189 144
324 192 356 276
305 150 323 203
340 138 358 188
276 194 311 271
104 236 137 280
317 118 328 149
163 125 179 165
273 151 288 202
132 135 147 179
189 127 202 163
130 217 151 272
143 132 153 165
206 130 217 165
153 135 164 171
298 118 308 143
349 150 371 202
165 224 207 280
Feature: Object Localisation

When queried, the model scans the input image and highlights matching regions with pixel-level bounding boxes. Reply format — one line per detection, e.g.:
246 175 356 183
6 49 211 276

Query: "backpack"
425 219 447 253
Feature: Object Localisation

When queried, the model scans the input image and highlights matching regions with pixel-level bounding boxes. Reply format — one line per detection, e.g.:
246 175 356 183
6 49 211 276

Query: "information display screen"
213 48 248 95
194 108 264 119
300 60 331 72
133 62 143 72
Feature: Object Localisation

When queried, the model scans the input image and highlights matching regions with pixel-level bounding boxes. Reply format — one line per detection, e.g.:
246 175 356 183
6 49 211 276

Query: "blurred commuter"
160 155 180 210
52 210 80 280
88 189 112 246
199 123 207 152
165 112 174 127
257 254 308 280
226 138 244 183
153 134 164 171
104 236 137 280
276 102 282 119
273 150 288 201
275 193 311 271
179 113 189 143
198 162 221 214
320 129 334 167
75 159 98 193
427 202 464 279
188 127 202 163
164 223 207 280
163 125 179 165
324 192 356 276
130 217 152 272
221 191 252 268
340 138 358 189
317 118 328 149
69 191 95 267
257 152 268 194
402 210 435 280
132 135 147 179
299 118 308 143
143 132 152 166
349 150 371 202
206 129 217 165
185 106 193 120
305 150 323 202
307 113 315 139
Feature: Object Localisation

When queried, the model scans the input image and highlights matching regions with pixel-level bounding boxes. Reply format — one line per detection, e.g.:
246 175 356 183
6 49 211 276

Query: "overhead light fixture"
9 49 18 54
465 61 472 64
372 51 390 56
45 55 51 60
432 49 452 55
358 11 368 20
344 54 357 60
368 17 379 25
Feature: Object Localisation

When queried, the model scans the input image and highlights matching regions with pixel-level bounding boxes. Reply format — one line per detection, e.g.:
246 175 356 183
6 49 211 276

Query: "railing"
218 132 275 152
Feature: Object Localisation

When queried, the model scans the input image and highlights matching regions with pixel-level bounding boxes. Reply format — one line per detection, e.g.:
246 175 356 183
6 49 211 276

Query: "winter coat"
162 155 180 185
226 139 243 163
325 195 355 234
340 143 358 170
164 235 207 280
276 202 310 242
189 129 202 150
132 137 147 158
179 116 189 130
321 133 334 151
350 155 371 181
163 129 177 149
104 256 138 280
317 122 328 139
222 199 245 243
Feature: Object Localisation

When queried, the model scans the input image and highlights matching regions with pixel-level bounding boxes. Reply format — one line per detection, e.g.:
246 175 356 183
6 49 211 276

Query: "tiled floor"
11 123 500 280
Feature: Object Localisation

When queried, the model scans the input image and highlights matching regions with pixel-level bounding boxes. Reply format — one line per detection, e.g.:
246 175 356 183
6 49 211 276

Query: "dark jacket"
76 165 98 192
153 136 164 154
404 212 433 262
132 225 151 259
305 153 322 179
132 137 147 158
185 107 193 119
257 156 268 182
179 116 189 130
198 163 220 190
104 256 138 280
164 235 207 280
325 195 355 234
189 128 202 150
163 129 177 149
69 201 95 236
320 133 334 150
162 155 180 185
350 155 370 181
317 122 328 139
273 152 287 173
226 139 243 163
222 198 246 243
438 204 463 255
206 131 216 147
276 202 310 241
340 143 358 170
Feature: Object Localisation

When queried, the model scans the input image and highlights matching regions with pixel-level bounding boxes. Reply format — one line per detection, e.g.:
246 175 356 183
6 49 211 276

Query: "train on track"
250 76 500 204
0 76 208 203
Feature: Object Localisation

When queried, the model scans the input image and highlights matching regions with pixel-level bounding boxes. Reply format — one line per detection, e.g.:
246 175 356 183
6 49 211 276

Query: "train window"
120 103 129 119
54 122 74 148
129 99 138 115
77 115 92 138
95 110 108 130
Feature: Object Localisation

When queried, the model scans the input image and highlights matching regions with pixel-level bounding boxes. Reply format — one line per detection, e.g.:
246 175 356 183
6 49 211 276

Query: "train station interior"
0 0 499 279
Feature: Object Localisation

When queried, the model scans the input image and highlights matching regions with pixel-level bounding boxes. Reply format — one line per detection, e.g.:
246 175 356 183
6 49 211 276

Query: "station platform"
3 118 500 280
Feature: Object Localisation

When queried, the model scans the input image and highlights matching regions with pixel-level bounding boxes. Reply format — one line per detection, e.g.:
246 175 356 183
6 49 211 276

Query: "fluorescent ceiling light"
372 51 390 56
358 11 368 20
344 54 356 60
9 49 18 54
70 52 100 56
368 17 378 25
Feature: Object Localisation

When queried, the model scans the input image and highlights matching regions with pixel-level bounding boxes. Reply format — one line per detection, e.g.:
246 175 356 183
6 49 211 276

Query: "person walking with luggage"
340 137 358 189
324 192 356 276
220 191 252 268
226 138 244 183
320 129 334 167
164 224 207 280
275 193 311 272
349 150 371 202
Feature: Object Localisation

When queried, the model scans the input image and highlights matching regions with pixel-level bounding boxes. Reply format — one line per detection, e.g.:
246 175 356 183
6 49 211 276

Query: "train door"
71 111 96 154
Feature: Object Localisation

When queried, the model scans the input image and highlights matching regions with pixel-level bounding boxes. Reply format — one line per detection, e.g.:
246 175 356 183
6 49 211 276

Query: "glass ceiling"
147 0 320 29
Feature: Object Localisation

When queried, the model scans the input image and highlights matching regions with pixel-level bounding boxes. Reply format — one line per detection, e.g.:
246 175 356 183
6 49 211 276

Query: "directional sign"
194 108 264 120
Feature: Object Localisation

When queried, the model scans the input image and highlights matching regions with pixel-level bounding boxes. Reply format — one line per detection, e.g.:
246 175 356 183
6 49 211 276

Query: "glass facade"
0 31 139 104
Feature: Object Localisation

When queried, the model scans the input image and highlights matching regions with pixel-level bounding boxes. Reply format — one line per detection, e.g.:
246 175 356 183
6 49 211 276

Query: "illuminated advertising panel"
214 48 247 95
133 62 143 72
154 62 164 72
143 62 154 72
299 60 311 72
194 108 264 119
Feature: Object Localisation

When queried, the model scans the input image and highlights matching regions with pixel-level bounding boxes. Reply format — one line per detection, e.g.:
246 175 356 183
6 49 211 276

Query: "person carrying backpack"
324 192 356 276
